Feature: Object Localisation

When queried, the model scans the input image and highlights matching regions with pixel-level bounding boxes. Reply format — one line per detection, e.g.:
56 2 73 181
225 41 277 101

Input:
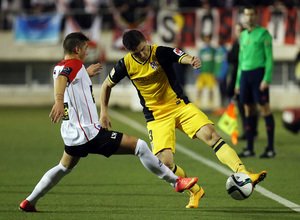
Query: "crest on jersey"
62 67 72 75
110 68 115 78
173 48 184 56
150 61 158 70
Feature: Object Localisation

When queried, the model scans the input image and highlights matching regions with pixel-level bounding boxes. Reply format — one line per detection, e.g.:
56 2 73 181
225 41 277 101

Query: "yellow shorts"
147 102 213 155
196 73 215 90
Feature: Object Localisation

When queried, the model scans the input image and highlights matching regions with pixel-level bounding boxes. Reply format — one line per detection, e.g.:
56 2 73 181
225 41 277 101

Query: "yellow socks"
172 164 187 178
212 138 246 173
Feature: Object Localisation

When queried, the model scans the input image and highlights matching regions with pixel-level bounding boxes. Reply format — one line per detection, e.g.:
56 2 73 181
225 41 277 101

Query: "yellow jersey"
108 45 189 122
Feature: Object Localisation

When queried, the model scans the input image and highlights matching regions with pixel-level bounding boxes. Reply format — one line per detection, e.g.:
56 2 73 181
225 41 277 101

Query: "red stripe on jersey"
80 80 93 123
71 85 89 142
94 123 100 130
59 59 83 83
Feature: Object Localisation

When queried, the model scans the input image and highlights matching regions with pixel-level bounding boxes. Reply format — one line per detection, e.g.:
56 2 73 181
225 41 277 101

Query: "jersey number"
149 130 153 142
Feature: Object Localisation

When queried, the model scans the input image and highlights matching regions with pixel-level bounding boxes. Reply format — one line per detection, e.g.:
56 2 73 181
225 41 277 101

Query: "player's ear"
74 45 80 54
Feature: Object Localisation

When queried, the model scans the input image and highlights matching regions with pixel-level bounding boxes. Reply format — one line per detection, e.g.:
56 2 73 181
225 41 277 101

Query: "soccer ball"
226 172 253 200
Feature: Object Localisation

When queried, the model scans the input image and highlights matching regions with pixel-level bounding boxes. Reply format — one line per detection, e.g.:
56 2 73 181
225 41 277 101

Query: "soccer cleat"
19 200 38 212
186 187 205 209
260 148 276 158
238 148 255 158
246 170 267 187
174 177 198 192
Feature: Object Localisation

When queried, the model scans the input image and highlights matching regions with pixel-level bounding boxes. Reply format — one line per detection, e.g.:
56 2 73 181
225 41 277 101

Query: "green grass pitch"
0 106 299 219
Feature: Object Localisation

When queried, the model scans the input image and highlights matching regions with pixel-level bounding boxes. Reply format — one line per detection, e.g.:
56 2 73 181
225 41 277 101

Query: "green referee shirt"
235 25 273 88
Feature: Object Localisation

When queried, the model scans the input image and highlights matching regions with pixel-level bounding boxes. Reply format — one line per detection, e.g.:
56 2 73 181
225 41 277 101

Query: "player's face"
78 42 88 62
235 24 242 39
244 9 257 27
130 41 150 62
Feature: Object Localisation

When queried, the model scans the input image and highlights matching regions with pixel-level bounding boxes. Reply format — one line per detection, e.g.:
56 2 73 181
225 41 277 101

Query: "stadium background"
0 0 299 110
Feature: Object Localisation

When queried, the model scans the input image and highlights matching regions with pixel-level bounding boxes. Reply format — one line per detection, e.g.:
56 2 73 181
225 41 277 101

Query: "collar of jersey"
131 45 152 65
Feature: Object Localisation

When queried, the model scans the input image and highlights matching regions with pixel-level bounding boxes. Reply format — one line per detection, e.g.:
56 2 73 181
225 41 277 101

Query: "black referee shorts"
65 128 123 158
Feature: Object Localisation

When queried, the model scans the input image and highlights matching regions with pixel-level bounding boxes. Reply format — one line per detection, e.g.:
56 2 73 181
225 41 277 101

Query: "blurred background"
0 0 299 110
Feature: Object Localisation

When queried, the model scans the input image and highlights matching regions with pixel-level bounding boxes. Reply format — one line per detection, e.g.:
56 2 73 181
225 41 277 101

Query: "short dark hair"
244 5 257 14
63 32 89 54
122 30 146 51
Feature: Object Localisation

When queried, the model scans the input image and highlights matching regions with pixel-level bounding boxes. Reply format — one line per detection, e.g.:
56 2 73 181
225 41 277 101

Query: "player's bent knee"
196 124 220 146
134 139 150 156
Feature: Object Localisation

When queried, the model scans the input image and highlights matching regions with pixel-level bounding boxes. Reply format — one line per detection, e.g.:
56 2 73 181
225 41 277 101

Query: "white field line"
109 109 300 213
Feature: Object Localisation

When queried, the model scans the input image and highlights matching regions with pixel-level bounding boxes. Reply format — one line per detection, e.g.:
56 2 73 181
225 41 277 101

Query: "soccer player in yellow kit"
100 30 267 208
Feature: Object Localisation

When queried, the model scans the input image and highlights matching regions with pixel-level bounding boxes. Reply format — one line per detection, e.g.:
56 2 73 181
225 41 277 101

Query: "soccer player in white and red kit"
19 32 198 212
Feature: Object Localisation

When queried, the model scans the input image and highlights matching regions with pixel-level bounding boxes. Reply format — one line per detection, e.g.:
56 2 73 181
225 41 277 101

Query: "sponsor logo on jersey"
150 61 158 70
173 48 184 56
111 132 117 139
63 103 69 120
62 66 72 75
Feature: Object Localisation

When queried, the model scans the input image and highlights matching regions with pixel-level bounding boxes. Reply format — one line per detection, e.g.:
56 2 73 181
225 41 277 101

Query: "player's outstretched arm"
180 55 202 69
86 63 102 77
100 77 114 130
49 75 68 123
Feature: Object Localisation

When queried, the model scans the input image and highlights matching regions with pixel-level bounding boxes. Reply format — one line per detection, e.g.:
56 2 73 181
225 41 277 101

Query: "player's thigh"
239 72 253 104
147 117 176 155
176 103 213 139
61 151 80 169
249 68 266 104
116 134 139 154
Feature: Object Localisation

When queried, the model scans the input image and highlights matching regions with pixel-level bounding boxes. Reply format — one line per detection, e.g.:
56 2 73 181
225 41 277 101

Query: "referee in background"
235 5 276 158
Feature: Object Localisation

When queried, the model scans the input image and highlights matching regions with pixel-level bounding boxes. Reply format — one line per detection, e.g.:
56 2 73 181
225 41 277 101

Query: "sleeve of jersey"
59 60 83 83
263 31 274 83
235 43 243 88
108 58 128 85
156 46 187 64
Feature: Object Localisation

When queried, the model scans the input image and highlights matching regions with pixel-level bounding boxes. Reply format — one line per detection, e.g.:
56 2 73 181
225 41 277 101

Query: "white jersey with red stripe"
53 58 100 146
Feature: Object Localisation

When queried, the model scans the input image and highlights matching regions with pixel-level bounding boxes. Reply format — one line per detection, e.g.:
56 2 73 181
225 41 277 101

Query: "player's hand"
49 103 65 123
234 87 240 95
191 56 201 69
99 115 112 130
87 63 102 77
259 81 269 91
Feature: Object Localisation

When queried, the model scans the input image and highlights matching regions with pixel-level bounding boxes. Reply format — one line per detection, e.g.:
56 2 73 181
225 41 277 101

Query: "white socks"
26 139 179 206
134 139 178 187
26 162 72 205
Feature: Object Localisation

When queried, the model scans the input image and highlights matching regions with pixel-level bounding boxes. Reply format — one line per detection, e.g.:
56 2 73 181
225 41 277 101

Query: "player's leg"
20 152 79 212
259 102 276 158
207 74 215 109
195 75 203 107
147 116 203 207
116 134 197 191
196 124 247 173
239 103 257 157
195 124 266 186
156 148 204 209
238 69 258 157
